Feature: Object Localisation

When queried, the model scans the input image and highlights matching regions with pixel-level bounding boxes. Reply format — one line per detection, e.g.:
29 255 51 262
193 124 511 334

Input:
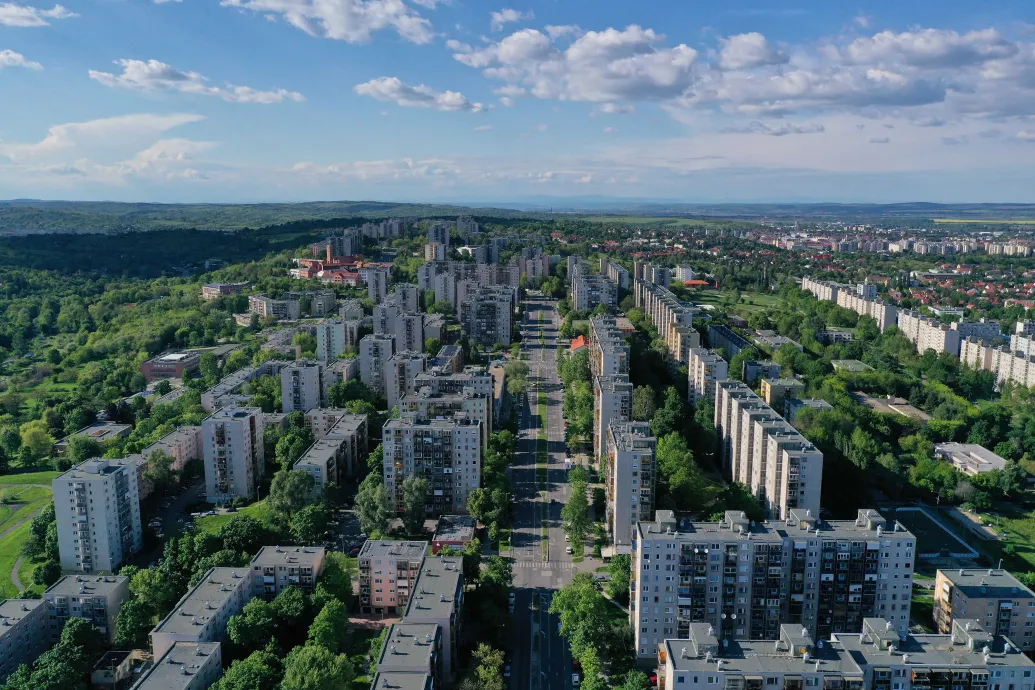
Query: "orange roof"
685 279 710 286
570 336 587 351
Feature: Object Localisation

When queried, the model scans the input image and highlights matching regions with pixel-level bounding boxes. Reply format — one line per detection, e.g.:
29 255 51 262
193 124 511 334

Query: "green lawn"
0 498 52 536
0 521 33 598
194 501 272 533
0 486 52 504
691 290 786 315
0 471 60 486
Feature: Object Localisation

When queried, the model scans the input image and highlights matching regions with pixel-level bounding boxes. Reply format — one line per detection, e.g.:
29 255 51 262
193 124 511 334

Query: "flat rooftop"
940 568 1035 600
0 599 43 634
135 642 220 690
376 623 439 672
434 515 476 543
638 508 914 543
360 540 428 561
369 672 432 690
852 393 933 421
45 574 128 598
832 359 875 373
663 637 861 677
934 443 1007 473
404 556 463 621
837 628 1035 670
152 352 197 363
56 458 136 482
152 567 253 636
62 422 132 443
250 546 325 568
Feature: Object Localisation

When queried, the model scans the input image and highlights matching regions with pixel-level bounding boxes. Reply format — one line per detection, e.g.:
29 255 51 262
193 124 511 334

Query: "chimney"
326 244 333 263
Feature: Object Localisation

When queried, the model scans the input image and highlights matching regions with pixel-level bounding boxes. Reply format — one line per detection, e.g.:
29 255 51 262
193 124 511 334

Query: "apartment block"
0 599 47 682
688 348 728 405
359 540 428 614
44 575 130 643
414 366 494 399
667 324 701 365
897 310 962 356
761 377 806 411
295 413 368 490
386 352 428 412
632 509 916 658
395 313 425 354
54 459 143 573
934 569 1035 652
280 360 325 412
589 315 630 376
374 301 400 336
634 280 695 343
801 277 841 302
571 259 617 313
706 324 750 358
803 277 900 333
248 294 300 321
383 418 483 516
324 357 360 400
201 282 246 300
315 318 361 362
360 334 396 399
656 617 1035 690
340 298 365 321
250 546 325 599
202 407 265 504
372 623 441 690
403 556 464 682
460 286 513 347
593 374 633 462
956 319 1004 342
605 422 657 550
132 641 222 690
368 267 390 303
150 567 256 659
141 425 202 472
604 259 631 290
200 360 287 412
400 386 492 449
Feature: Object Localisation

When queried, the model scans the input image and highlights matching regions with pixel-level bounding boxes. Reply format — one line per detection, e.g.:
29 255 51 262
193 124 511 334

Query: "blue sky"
1 0 1035 203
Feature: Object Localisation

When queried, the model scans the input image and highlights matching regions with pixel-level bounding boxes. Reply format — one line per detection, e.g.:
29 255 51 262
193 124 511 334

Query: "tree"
631 386 656 422
212 647 282 690
327 379 376 408
401 476 429 535
268 469 315 518
280 644 355 690
114 598 154 649
561 482 590 555
550 573 611 661
651 387 689 439
290 504 331 545
464 643 506 690
199 352 220 380
307 599 348 652
481 555 513 591
356 477 393 536
228 598 278 652
130 566 178 613
66 435 102 463
60 617 104 661
218 515 270 554
153 379 173 396
317 551 353 604
19 420 54 461
32 559 61 587
23 504 55 560
656 433 708 512
143 449 177 495
607 554 631 605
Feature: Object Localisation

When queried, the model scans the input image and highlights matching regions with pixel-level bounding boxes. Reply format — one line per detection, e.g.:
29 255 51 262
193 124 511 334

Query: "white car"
572 674 581 687
564 534 569 542
565 546 573 554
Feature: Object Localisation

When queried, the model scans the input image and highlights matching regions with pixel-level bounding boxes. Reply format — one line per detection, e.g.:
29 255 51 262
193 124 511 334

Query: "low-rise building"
359 540 428 615
150 567 256 659
934 443 1008 475
373 623 441 688
403 556 464 683
785 397 834 420
741 359 781 385
54 422 132 455
141 351 201 382
131 641 222 690
760 377 806 411
201 282 246 300
934 568 1035 653
249 546 325 599
0 599 47 682
431 515 477 554
44 575 130 643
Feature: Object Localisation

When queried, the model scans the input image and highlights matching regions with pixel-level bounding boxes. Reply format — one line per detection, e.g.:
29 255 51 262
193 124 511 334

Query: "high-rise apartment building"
393 283 421 313
934 568 1035 652
605 422 656 550
460 286 513 347
202 407 265 503
54 459 143 573
395 312 424 354
315 318 360 362
632 509 916 658
385 352 428 412
359 334 395 399
280 360 325 412
294 414 368 493
400 386 493 449
570 259 617 312
589 315 630 376
593 374 633 462
897 310 962 356
383 418 482 516
374 301 400 336
358 540 428 615
688 348 729 404
367 267 390 303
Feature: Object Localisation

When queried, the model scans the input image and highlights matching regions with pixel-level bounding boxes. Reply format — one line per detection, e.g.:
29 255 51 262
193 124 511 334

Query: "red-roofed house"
570 336 588 353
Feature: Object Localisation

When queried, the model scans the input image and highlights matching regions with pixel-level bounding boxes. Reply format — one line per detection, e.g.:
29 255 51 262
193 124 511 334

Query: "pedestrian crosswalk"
513 560 576 569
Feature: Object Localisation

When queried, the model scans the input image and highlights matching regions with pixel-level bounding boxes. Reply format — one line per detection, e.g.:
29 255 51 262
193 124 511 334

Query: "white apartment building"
414 365 494 399
294 413 368 490
133 641 222 690
323 357 359 401
250 546 326 599
367 267 390 303
0 599 47 681
715 380 823 520
359 334 396 399
460 286 513 347
593 374 633 462
632 509 916 658
634 280 695 342
340 298 365 321
385 352 428 412
897 310 962 356
280 360 325 412
688 348 729 404
374 301 399 336
962 336 1035 389
141 425 202 472
400 386 493 449
150 566 256 659
803 278 899 332
248 294 300 321
202 407 265 504
395 312 424 354
956 319 1003 342
674 265 696 282
589 315 630 376
315 318 360 362
570 259 618 313
54 459 143 573
44 575 130 643
393 284 420 313
359 540 428 614
605 421 656 550
383 418 483 516
666 324 701 364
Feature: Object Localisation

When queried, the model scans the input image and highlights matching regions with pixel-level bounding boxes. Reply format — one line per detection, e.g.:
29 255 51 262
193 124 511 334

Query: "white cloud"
0 113 204 160
453 25 698 102
0 2 75 27
602 126 617 133
446 38 471 51
719 32 788 70
498 96 514 106
474 124 493 131
354 76 485 111
545 24 578 39
89 59 305 103
720 120 825 136
853 15 871 29
219 0 433 44
593 103 635 115
1017 131 1035 141
839 28 1017 68
490 8 531 32
0 49 41 69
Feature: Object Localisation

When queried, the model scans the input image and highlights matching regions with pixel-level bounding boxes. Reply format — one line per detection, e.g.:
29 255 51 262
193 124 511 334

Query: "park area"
886 507 977 568
0 470 60 598
690 289 787 314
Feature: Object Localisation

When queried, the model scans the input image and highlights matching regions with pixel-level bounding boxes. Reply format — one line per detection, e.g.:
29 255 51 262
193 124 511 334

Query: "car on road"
565 546 572 554
572 673 581 687
504 665 511 679
564 534 569 542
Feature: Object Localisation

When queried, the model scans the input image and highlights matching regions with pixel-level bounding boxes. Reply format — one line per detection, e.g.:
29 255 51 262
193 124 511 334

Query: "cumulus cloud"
0 49 41 69
0 2 75 27
545 24 578 39
593 103 635 115
839 28 1017 68
219 0 433 44
354 76 485 111
490 8 532 31
453 25 698 102
720 120 825 136
1017 131 1035 141
719 32 788 70
89 59 305 103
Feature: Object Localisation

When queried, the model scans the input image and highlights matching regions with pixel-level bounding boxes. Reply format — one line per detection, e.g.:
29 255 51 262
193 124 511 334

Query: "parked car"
572 674 581 687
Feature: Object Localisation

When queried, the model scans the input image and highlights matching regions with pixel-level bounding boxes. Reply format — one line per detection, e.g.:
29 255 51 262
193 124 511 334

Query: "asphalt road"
509 297 582 690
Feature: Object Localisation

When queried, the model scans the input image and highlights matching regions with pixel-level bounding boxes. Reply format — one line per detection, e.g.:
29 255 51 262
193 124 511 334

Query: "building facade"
202 407 265 503
383 418 483 516
605 422 657 550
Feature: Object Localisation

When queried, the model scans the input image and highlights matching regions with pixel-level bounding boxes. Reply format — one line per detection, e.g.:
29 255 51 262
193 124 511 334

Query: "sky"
2 0 1035 203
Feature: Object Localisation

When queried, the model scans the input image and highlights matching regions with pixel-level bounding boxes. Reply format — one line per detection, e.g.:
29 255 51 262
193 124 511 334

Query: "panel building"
150 567 256 659
632 509 916 658
0 599 47 682
280 360 325 412
460 286 513 347
294 413 368 489
360 334 396 399
315 318 361 362
688 348 729 405
589 315 630 376
386 352 428 412
249 546 326 599
383 418 483 516
44 575 130 643
54 459 143 573
359 540 428 615
202 407 265 504
593 374 633 463
934 568 1035 652
605 422 656 550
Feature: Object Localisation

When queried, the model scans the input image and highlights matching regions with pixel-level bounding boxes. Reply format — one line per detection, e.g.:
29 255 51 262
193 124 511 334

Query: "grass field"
0 471 60 486
583 216 757 227
0 486 52 504
0 521 32 598
934 218 1035 224
0 499 51 536
691 290 787 314
194 501 271 533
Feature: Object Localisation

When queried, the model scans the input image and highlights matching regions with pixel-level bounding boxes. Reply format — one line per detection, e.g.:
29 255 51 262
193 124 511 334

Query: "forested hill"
0 200 534 234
